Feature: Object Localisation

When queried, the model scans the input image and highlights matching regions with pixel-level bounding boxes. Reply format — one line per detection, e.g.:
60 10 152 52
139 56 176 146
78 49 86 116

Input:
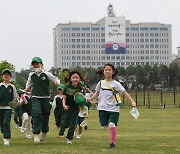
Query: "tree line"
0 58 180 91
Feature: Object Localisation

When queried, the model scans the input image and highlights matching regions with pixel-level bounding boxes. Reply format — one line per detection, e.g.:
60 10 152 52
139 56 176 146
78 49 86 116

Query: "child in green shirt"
25 57 60 143
0 69 19 146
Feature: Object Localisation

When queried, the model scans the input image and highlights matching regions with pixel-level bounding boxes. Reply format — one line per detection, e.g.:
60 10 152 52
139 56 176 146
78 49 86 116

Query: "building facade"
53 5 172 69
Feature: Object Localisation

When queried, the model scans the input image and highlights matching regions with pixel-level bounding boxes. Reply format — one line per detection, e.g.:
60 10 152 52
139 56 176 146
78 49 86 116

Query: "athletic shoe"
25 134 31 139
3 138 10 146
84 126 88 130
109 143 116 149
40 133 46 141
21 127 26 133
66 139 72 144
76 135 81 139
34 134 40 142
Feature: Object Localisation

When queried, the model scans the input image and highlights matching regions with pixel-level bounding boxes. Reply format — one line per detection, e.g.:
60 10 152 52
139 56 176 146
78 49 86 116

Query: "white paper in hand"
130 107 139 119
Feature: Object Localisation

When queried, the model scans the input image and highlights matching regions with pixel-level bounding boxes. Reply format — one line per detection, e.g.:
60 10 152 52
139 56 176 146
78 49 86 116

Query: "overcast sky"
0 0 179 72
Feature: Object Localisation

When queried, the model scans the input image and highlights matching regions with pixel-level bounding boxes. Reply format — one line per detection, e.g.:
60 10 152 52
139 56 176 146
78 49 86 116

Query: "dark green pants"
59 108 79 140
0 109 12 139
31 98 51 134
14 107 22 127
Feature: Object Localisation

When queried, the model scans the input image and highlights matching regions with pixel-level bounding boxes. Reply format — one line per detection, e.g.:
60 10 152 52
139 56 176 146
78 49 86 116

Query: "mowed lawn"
0 108 179 154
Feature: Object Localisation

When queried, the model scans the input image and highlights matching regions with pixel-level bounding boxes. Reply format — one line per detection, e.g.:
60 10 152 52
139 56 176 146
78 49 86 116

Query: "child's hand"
86 98 91 102
63 104 69 110
132 102 136 107
55 80 60 86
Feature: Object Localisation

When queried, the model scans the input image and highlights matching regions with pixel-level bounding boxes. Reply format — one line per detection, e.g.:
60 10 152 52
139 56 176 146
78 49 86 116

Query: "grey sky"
0 0 179 72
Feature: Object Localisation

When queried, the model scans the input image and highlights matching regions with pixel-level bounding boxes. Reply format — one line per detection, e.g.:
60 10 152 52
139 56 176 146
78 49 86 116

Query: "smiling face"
2 72 11 82
103 65 114 79
70 73 80 87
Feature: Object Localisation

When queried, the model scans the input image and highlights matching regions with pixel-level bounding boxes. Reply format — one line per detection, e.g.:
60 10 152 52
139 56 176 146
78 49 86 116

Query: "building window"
150 27 158 30
160 27 168 31
140 27 149 30
81 33 85 37
82 62 86 65
91 27 100 31
86 33 91 37
71 27 80 31
81 27 90 31
101 27 105 31
121 62 125 65
62 27 70 31
130 27 139 30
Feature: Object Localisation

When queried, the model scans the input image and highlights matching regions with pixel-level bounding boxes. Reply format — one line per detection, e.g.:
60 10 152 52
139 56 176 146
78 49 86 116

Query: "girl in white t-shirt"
87 63 136 149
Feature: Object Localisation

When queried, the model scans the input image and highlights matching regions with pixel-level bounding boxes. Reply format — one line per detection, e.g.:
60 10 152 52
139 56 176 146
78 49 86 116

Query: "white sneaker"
66 139 72 144
40 133 46 141
76 134 81 139
25 134 31 139
3 138 10 146
34 134 40 142
21 127 26 133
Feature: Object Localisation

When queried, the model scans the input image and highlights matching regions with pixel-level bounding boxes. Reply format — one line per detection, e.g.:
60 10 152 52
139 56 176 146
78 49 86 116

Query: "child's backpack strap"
100 80 112 91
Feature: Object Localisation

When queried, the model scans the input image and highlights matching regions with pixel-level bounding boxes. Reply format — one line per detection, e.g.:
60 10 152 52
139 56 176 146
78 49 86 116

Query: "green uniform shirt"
0 83 18 109
26 71 60 98
63 84 82 110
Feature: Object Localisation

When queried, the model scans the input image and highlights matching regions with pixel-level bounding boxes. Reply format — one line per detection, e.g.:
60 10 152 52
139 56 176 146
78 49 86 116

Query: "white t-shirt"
95 80 125 112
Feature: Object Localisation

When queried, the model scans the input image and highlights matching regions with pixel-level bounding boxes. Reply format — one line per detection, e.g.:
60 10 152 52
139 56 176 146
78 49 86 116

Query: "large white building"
53 4 172 69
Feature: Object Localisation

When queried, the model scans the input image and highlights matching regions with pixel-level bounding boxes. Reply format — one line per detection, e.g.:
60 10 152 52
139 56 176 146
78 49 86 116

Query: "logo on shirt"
9 89 12 93
42 76 46 80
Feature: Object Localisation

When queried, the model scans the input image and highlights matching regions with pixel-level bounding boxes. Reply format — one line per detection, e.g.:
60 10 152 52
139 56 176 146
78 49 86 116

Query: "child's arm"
12 85 19 101
86 91 99 102
62 95 69 110
46 72 60 86
25 73 33 91
123 91 136 107
86 88 94 96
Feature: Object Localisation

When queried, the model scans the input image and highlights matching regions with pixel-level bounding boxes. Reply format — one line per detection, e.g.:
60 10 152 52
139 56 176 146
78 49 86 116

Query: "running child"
87 64 136 149
25 57 60 142
52 84 65 129
59 71 82 144
20 90 32 139
0 69 19 145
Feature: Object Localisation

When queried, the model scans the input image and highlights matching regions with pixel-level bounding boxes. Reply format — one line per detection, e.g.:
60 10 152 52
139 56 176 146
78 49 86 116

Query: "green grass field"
0 109 180 154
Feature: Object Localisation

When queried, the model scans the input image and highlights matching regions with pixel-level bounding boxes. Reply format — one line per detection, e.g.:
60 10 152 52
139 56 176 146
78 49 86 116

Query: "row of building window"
126 27 168 31
61 44 168 49
62 27 168 31
62 27 105 31
126 38 168 43
62 39 105 43
61 56 169 60
62 44 105 49
126 44 169 49
61 61 167 67
61 33 105 37
126 33 168 37
61 50 169 55
61 32 168 37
